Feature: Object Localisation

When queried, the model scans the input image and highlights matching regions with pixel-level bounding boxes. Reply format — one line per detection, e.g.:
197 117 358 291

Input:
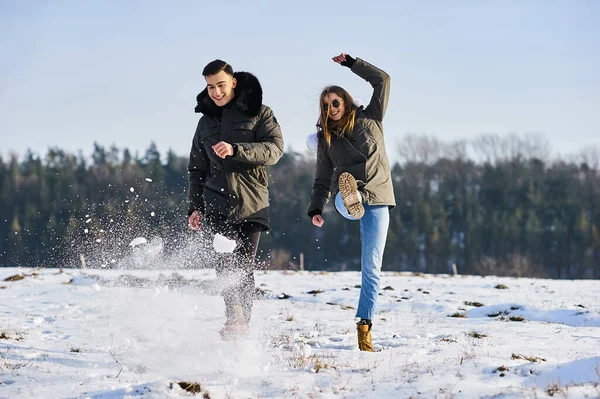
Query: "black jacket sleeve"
187 121 210 216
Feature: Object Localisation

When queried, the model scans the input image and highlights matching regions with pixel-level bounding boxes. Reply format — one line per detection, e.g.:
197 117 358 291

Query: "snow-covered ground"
1 267 599 398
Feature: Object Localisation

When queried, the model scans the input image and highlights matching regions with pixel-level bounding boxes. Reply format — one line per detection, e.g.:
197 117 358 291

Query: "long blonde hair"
317 86 358 147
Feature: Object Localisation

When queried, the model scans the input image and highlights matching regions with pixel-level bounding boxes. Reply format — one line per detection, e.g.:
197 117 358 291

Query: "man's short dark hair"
203 59 234 77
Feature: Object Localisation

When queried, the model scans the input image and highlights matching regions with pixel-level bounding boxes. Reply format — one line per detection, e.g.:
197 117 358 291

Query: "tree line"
1 134 599 279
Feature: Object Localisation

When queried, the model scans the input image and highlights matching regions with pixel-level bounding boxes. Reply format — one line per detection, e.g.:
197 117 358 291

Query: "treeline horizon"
1 133 599 279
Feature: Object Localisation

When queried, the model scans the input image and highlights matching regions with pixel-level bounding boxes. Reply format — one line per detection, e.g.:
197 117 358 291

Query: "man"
188 59 284 340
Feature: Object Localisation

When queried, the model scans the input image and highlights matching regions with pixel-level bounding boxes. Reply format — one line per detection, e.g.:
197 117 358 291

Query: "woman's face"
322 92 345 121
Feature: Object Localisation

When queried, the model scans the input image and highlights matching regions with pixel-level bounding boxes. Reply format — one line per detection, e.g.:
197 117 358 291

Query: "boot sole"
339 172 365 219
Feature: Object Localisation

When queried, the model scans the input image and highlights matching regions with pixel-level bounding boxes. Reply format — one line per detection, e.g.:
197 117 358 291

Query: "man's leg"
230 222 262 323
203 216 245 332
215 221 261 339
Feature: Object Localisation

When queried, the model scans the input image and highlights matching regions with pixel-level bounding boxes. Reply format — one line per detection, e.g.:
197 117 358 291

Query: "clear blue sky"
1 0 599 163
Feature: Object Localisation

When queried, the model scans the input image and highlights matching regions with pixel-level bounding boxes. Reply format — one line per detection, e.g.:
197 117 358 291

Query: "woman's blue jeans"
335 192 390 320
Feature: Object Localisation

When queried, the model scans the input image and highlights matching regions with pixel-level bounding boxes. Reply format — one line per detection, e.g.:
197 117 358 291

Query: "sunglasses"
322 99 342 112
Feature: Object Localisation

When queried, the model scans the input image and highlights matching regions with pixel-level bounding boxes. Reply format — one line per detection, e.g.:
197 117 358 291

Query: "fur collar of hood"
194 72 263 117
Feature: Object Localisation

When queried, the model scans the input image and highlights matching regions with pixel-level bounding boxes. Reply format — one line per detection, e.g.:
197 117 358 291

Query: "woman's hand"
312 214 324 227
332 53 355 68
332 53 348 64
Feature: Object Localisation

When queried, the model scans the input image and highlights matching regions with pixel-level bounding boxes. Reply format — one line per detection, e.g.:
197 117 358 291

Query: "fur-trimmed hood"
194 72 263 117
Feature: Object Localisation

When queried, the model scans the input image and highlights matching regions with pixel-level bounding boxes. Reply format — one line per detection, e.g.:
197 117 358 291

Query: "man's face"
205 71 237 107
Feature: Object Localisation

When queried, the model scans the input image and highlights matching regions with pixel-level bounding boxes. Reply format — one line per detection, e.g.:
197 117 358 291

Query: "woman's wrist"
308 209 322 218
341 54 356 68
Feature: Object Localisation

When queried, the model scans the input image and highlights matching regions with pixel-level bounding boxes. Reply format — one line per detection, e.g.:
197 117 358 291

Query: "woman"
308 53 395 351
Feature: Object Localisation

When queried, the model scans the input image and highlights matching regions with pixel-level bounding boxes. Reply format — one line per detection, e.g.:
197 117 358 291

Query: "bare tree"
505 133 524 161
442 139 468 161
577 146 600 170
471 133 551 164
397 134 442 165
471 133 503 164
520 133 552 162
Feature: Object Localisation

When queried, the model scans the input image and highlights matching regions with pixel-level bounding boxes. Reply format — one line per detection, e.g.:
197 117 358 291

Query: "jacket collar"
194 71 263 118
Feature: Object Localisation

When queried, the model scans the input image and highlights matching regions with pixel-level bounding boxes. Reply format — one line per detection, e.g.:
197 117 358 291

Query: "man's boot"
357 320 373 352
220 305 250 341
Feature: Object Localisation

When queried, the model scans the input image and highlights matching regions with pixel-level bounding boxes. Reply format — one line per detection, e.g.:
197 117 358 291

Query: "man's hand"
188 210 202 230
312 214 324 227
212 141 234 159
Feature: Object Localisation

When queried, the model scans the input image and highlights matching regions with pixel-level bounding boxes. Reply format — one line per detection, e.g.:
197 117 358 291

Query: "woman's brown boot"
357 320 373 352
339 172 365 219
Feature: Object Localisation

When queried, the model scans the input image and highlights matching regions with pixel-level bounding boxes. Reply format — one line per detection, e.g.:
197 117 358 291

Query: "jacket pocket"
202 185 229 216
350 125 378 158
232 121 257 142
343 163 368 188
328 137 367 166
199 125 220 139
